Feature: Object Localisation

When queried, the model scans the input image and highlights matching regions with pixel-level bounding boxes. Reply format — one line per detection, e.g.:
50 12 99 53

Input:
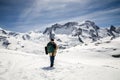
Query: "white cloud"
15 7 120 32
15 0 120 32
18 0 92 21
44 7 119 26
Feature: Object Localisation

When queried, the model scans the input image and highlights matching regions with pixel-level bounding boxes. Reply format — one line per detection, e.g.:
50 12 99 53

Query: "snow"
0 36 120 80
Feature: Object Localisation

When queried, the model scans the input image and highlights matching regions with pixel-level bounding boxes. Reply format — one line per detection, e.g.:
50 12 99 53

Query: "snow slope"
0 37 120 80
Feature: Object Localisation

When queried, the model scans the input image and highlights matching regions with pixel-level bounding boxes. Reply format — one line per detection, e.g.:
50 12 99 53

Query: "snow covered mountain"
0 27 48 53
43 20 120 42
0 20 120 52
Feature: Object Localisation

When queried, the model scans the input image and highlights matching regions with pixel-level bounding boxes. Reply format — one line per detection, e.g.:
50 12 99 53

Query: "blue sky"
0 0 120 32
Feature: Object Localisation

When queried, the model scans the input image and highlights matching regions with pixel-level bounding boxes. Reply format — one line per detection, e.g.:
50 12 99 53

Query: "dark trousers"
50 56 55 67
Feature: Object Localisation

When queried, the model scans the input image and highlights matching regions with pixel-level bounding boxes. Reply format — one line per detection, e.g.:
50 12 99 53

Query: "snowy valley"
0 20 120 80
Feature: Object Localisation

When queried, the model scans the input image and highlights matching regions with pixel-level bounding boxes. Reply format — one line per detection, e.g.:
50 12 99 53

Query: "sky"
0 0 120 32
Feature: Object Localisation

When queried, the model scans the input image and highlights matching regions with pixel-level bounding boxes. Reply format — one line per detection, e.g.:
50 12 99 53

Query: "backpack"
47 42 56 53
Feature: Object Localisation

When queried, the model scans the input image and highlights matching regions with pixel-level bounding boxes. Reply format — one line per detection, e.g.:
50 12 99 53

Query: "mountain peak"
85 20 95 24
64 22 78 27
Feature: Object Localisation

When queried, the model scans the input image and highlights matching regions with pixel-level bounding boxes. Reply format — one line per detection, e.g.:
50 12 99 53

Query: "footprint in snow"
103 65 119 69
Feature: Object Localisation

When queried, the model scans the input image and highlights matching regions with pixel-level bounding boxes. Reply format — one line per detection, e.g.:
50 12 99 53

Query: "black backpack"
47 42 56 53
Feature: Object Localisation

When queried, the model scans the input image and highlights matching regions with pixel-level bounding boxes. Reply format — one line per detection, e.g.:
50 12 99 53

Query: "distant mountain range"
0 20 120 50
43 20 120 42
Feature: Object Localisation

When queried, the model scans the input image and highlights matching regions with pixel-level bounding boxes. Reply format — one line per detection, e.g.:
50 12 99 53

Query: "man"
47 39 58 67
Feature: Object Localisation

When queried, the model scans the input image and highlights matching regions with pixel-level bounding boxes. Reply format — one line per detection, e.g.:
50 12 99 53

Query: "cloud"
14 0 120 32
67 7 120 26
19 0 119 21
18 0 92 21
42 7 120 26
